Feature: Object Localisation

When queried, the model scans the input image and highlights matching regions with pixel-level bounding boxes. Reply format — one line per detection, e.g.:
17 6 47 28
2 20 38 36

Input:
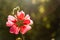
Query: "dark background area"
0 0 60 40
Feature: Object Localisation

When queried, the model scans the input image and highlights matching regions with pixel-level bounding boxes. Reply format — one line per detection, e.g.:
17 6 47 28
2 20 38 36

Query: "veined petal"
20 25 31 34
17 11 25 20
6 20 14 27
10 24 20 34
8 15 17 22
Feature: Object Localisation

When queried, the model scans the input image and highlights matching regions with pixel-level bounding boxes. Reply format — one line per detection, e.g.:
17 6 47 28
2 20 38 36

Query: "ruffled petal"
10 24 20 34
8 15 17 22
6 20 14 27
20 25 31 34
17 11 25 20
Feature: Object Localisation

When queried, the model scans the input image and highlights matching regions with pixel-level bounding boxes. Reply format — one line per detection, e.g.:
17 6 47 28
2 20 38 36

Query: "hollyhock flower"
6 11 33 34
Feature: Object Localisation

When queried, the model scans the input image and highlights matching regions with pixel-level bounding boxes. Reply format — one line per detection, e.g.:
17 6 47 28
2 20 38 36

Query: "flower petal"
8 15 17 22
29 19 33 25
20 25 31 34
17 11 25 20
10 24 20 34
24 14 33 25
23 19 33 25
24 14 30 20
6 20 14 27
23 20 30 25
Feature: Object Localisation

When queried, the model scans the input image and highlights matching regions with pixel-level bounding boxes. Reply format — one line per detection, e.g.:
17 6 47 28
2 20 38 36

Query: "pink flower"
17 11 25 20
10 24 20 34
8 15 17 22
6 20 14 27
6 11 33 34
20 25 31 34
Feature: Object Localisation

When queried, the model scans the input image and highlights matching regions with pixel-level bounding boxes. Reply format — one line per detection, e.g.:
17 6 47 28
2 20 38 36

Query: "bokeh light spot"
46 23 50 29
39 5 45 14
16 37 22 40
43 16 47 22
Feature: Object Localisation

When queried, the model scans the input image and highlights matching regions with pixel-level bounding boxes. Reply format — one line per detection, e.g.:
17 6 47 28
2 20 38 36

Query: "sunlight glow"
32 0 36 4
40 0 46 3
39 0 50 3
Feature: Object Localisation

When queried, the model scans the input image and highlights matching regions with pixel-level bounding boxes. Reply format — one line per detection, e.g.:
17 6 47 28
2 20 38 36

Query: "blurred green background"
0 0 60 40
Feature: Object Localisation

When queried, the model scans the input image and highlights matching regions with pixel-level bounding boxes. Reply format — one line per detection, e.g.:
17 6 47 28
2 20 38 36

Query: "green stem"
22 34 25 40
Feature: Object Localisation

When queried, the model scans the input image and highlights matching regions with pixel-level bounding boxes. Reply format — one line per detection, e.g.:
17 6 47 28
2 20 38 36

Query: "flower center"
16 20 24 27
